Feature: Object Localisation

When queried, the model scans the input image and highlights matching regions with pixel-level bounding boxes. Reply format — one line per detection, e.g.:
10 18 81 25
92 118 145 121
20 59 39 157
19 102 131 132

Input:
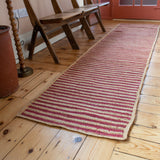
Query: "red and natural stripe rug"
18 24 159 140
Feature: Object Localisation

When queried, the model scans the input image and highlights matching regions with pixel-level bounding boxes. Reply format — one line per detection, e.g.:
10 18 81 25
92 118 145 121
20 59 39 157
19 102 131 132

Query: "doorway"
112 0 160 20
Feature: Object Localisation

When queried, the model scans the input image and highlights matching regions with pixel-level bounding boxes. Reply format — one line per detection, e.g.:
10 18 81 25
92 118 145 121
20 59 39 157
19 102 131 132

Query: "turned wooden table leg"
6 0 33 77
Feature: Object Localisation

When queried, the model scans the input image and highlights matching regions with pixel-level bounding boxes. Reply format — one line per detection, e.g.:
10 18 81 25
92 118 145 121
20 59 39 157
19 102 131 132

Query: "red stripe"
56 78 140 90
29 105 128 127
53 82 138 94
26 106 128 125
61 73 142 85
35 99 133 114
38 96 133 112
66 68 144 78
41 93 135 107
49 85 136 97
32 102 132 119
70 63 145 72
61 70 143 81
24 109 125 132
22 112 123 137
45 89 136 103
47 87 135 100
59 75 141 86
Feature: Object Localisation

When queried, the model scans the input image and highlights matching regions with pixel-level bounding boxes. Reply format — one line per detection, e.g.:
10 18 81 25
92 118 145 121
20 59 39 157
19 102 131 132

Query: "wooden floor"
1 20 160 160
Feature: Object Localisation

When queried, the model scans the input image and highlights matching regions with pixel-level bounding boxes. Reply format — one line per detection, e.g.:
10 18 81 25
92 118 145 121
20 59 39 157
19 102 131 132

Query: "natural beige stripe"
19 113 122 139
60 75 141 85
35 98 133 114
23 110 125 133
41 93 134 107
30 103 130 124
56 78 139 89
53 83 137 93
61 71 143 81
38 95 133 109
31 101 132 119
48 86 136 98
66 68 144 77
45 89 135 102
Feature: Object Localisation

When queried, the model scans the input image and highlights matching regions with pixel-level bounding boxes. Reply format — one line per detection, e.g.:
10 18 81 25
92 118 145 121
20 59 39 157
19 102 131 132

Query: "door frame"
111 0 160 20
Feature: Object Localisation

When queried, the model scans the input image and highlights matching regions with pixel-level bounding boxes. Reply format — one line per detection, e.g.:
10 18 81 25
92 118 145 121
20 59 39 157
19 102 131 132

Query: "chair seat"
63 6 98 13
40 12 82 24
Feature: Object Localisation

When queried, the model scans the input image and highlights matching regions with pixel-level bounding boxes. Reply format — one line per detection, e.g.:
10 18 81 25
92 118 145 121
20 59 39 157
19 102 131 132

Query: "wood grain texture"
25 72 61 101
4 124 59 160
147 63 160 77
0 98 30 131
18 70 43 86
38 130 86 160
151 54 160 63
74 136 116 160
144 76 160 87
142 85 160 97
115 137 160 160
0 118 35 160
138 103 160 115
140 95 160 106
13 71 55 98
111 151 147 160
0 96 15 111
130 125 160 143
135 111 160 129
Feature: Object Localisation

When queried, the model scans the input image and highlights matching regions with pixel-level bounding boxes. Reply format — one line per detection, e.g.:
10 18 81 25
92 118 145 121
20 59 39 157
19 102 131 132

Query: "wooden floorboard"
1 20 160 160
115 137 160 160
110 151 147 160
74 137 116 160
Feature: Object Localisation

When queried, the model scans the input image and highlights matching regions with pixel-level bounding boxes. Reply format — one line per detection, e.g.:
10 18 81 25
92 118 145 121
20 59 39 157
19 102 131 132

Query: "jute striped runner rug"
18 23 159 140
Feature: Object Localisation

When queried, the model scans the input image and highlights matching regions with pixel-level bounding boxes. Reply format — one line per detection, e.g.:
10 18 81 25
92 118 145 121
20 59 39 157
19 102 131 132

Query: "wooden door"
112 0 160 20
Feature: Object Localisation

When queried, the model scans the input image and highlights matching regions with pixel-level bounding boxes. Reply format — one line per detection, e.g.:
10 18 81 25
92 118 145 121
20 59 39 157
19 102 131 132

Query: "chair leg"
62 24 79 50
28 26 38 60
86 15 91 26
94 11 106 32
81 15 90 30
39 27 59 64
80 17 95 40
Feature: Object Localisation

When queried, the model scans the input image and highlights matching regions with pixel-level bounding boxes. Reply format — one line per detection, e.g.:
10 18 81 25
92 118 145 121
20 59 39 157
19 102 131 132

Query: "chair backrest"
84 0 94 5
23 0 39 26
71 0 80 8
51 0 63 13
23 0 55 26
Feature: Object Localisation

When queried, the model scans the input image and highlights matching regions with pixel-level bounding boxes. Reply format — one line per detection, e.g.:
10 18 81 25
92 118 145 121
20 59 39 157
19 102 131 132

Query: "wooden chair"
71 0 109 32
84 0 110 20
51 0 95 40
24 0 81 63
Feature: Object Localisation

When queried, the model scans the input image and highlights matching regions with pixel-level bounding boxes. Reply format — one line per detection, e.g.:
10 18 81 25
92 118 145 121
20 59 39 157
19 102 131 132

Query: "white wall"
77 0 84 6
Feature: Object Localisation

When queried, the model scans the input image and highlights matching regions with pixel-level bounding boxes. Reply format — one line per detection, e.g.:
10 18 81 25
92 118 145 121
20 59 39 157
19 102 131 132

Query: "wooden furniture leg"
84 0 106 32
51 0 80 49
86 15 91 26
39 26 59 64
80 17 95 39
28 25 38 60
94 11 106 32
62 24 79 50
24 0 59 64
